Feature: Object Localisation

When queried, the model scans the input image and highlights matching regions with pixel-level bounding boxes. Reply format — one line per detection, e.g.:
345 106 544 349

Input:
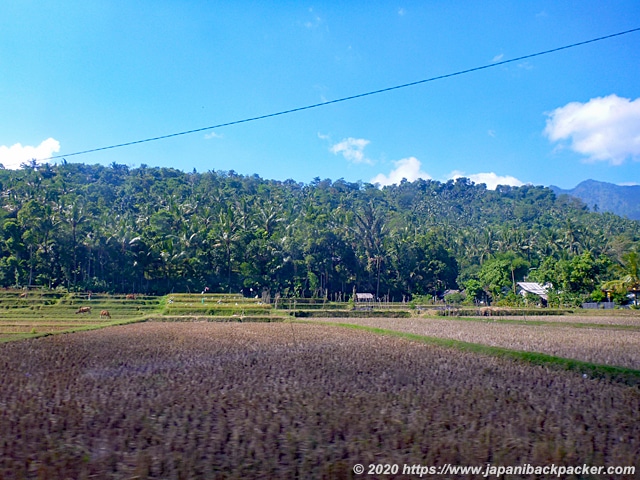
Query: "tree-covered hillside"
1 162 638 304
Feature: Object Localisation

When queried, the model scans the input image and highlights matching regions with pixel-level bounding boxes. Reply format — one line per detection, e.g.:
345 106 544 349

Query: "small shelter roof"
517 282 548 298
355 293 374 301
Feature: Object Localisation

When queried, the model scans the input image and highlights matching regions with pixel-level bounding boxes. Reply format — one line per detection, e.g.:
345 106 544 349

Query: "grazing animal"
100 310 111 319
126 294 136 300
19 292 28 298
75 306 91 314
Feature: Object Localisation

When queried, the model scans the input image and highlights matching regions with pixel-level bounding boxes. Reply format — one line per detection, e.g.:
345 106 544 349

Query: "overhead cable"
43 26 640 161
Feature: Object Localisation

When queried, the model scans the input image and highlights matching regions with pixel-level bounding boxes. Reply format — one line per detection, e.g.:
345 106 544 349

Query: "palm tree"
519 231 537 263
213 207 241 292
478 230 495 265
602 250 640 305
563 219 581 256
60 198 88 287
257 199 284 237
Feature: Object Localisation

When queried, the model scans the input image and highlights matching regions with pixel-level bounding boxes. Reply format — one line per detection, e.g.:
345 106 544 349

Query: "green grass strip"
304 320 640 387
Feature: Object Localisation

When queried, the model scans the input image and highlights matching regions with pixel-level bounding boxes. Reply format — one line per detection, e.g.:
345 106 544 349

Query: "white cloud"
204 131 223 139
544 94 640 165
0 138 60 169
369 156 524 190
450 171 524 190
370 157 431 186
492 53 504 62
330 137 372 165
398 8 406 16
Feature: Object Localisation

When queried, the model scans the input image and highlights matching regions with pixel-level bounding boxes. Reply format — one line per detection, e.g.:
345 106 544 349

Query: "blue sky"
1 1 639 189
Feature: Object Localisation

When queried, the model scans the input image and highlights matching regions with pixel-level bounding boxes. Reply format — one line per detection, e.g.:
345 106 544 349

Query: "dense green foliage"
1 162 638 302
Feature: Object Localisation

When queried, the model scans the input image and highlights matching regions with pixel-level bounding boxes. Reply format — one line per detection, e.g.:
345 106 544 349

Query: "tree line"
0 162 638 306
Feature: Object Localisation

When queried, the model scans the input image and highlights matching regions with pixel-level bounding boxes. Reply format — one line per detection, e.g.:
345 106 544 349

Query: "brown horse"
126 294 136 300
75 306 91 314
100 310 111 319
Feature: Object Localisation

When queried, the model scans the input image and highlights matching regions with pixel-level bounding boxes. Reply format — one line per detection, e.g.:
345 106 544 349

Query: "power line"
44 26 640 161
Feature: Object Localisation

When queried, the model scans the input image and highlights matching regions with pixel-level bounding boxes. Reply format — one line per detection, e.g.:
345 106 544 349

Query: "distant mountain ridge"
549 180 640 220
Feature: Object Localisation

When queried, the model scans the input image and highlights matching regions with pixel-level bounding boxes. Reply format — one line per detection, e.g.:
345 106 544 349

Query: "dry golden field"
312 316 640 370
480 314 640 326
0 322 639 479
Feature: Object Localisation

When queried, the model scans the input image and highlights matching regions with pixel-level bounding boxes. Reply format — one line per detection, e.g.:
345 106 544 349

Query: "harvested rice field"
313 316 640 370
1 322 639 479
472 314 640 327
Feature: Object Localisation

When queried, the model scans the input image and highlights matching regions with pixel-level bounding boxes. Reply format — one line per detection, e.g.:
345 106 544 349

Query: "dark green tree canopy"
0 163 638 299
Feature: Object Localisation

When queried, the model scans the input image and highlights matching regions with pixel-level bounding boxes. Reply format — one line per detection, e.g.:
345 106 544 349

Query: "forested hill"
1 162 638 300
550 180 640 221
